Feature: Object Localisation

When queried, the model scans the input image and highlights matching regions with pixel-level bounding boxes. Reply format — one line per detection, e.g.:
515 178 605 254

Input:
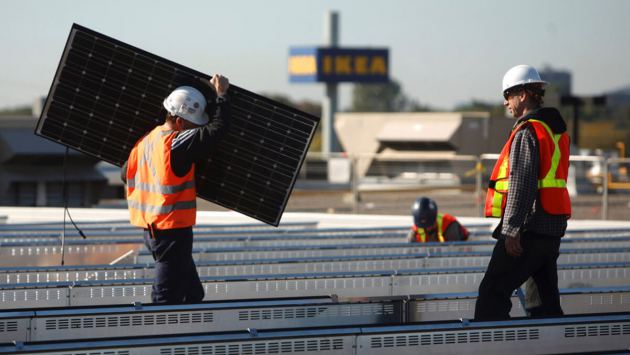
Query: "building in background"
606 85 630 107
0 106 106 207
524 66 571 111
334 112 515 185
539 66 572 97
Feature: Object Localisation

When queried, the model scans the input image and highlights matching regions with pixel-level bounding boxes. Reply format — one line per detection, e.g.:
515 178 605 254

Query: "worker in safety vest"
407 197 469 243
122 75 230 304
474 65 571 321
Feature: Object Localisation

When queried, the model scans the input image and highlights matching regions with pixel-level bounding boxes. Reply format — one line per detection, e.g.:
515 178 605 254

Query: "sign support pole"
323 10 340 155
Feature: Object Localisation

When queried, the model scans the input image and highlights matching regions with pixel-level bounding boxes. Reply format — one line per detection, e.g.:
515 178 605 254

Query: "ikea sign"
289 47 389 83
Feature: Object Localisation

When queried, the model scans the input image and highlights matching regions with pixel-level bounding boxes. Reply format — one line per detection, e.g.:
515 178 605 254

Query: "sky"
1 0 630 111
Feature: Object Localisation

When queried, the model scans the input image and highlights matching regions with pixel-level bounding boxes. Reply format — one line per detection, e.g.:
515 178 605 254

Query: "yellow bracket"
464 162 485 178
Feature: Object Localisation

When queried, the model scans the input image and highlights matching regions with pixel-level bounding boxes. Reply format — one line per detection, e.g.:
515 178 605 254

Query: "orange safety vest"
412 213 457 243
485 119 571 218
126 126 197 230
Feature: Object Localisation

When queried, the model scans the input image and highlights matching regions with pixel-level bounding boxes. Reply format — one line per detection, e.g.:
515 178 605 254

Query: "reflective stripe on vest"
484 119 571 218
414 214 446 243
127 178 195 195
529 119 567 189
127 199 196 215
137 129 173 181
126 127 197 230
490 156 510 218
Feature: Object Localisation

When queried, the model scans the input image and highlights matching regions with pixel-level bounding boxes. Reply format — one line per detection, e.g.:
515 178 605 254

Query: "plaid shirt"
500 118 568 239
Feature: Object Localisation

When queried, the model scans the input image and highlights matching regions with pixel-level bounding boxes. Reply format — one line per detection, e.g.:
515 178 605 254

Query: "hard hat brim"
502 80 547 94
187 112 210 126
175 112 209 126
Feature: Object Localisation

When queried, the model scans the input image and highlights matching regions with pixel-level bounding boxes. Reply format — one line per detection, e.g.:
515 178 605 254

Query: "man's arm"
170 97 231 176
501 127 539 239
170 75 231 177
444 220 469 241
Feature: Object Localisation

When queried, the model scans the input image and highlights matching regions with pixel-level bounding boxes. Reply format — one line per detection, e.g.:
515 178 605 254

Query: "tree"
407 99 433 112
0 105 31 117
351 79 409 112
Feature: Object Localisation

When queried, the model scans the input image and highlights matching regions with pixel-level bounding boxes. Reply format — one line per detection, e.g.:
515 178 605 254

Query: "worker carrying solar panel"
120 74 231 304
406 197 470 243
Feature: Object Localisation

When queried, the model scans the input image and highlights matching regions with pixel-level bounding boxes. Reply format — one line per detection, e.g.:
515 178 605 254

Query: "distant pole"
561 95 606 148
572 104 580 147
602 157 608 220
322 10 340 155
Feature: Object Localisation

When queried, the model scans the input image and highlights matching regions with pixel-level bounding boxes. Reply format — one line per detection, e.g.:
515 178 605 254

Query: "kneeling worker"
407 197 470 243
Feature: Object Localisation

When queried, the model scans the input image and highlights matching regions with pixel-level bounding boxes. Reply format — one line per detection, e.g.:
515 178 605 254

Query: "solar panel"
35 24 319 226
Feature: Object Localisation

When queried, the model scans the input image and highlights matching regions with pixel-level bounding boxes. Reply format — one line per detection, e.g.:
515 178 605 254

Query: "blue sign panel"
289 47 389 83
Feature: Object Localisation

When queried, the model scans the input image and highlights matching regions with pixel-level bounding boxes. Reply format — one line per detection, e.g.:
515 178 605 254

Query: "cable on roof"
60 146 87 266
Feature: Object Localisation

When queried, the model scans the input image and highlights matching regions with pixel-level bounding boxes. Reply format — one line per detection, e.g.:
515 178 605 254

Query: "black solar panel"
35 24 319 226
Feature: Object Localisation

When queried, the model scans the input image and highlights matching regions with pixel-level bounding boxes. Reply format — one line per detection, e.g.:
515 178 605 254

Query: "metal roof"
376 119 461 143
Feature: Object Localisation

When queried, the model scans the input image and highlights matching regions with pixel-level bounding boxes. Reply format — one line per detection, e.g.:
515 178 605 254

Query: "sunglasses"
503 89 518 100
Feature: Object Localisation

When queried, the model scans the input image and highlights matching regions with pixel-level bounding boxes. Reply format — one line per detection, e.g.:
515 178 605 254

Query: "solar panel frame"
35 23 320 226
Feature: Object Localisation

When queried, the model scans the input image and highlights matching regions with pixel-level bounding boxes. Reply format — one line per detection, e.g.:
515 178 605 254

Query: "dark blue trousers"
474 231 563 321
143 227 204 304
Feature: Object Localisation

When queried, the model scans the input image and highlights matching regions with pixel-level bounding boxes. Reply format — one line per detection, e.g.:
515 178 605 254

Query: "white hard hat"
162 86 209 125
502 65 547 93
